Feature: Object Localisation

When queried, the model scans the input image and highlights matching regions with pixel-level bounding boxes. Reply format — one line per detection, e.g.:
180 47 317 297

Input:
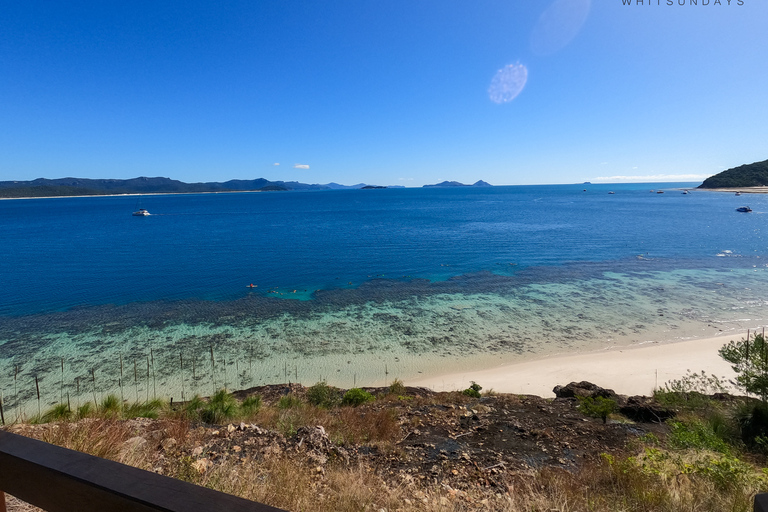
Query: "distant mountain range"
423 180 492 188
699 159 768 189
0 177 376 198
0 177 492 198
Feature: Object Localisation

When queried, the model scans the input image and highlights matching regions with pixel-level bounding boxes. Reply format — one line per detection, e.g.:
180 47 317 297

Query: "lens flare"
488 63 528 104
531 0 591 56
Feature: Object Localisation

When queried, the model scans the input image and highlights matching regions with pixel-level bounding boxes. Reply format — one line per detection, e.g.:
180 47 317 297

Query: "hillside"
699 159 768 188
0 177 334 198
3 381 766 511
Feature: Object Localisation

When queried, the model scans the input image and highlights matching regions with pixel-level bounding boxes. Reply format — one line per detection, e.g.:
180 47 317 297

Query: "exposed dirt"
4 382 678 510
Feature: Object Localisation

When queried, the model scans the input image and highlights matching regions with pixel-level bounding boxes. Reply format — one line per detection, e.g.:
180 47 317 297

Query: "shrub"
277 394 304 409
667 418 731 454
100 394 122 417
341 388 375 407
719 333 768 400
388 379 407 397
41 403 71 423
577 396 617 424
125 399 164 419
76 402 93 419
654 370 726 409
201 389 238 424
736 401 768 450
462 381 482 398
241 395 262 416
306 381 341 408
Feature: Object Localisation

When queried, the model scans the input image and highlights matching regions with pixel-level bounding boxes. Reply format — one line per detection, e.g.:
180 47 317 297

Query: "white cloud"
293 164 310 169
273 163 280 166
592 174 713 183
398 177 414 181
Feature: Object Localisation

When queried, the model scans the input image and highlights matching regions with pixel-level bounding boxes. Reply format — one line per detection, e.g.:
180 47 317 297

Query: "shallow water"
1 184 767 417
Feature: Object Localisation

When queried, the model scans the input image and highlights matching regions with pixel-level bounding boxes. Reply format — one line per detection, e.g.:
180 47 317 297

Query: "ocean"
1 183 767 416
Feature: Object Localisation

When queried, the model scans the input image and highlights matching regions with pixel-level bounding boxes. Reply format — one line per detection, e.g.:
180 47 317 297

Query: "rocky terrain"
4 381 695 511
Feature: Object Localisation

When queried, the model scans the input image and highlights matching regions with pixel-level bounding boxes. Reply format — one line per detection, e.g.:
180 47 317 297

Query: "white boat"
132 208 150 216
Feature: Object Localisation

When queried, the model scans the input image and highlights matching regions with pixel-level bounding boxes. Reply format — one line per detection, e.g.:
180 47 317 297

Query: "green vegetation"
654 370 727 409
698 158 768 188
577 395 617 424
719 332 768 400
462 381 482 398
341 388 375 407
306 381 342 408
387 378 406 397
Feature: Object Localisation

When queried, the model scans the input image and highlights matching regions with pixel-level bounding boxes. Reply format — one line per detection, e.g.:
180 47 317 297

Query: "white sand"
407 334 744 397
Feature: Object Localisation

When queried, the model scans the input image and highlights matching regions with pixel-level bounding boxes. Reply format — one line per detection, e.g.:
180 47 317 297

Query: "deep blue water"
5 182 768 411
0 183 765 317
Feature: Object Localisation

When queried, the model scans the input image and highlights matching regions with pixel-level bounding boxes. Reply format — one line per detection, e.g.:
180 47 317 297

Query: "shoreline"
0 190 265 201
701 187 768 194
407 333 744 397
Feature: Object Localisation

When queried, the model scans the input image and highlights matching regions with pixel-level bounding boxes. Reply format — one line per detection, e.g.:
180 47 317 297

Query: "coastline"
700 187 768 194
0 190 264 201
407 333 744 397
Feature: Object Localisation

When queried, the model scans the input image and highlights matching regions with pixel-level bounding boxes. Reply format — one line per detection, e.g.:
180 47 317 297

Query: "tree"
719 332 768 401
576 396 617 424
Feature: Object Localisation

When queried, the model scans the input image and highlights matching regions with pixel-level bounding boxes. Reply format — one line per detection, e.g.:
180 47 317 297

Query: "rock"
160 438 177 451
227 423 236 433
192 458 210 473
192 446 204 456
619 396 676 423
553 381 617 400
118 436 147 461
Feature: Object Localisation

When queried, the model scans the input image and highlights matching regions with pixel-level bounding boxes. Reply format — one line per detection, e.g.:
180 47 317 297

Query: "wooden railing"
756 493 768 512
0 430 286 512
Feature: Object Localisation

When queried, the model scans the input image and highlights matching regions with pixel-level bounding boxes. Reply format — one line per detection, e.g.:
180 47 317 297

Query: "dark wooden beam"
756 493 768 512
0 431 286 512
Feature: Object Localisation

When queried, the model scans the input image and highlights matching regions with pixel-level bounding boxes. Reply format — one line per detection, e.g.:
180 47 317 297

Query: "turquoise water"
1 183 767 417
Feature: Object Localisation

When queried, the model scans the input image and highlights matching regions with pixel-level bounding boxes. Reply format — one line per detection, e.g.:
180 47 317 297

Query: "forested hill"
0 177 333 198
698 159 768 189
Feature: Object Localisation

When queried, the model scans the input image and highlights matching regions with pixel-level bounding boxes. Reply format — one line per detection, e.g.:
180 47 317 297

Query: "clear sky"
1 1 766 187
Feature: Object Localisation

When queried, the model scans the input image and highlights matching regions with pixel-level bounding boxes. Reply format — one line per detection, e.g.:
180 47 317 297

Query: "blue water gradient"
2 183 768 414
1 183 763 316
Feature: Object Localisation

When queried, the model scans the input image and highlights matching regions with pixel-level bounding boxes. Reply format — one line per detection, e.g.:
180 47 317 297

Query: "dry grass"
5 389 768 512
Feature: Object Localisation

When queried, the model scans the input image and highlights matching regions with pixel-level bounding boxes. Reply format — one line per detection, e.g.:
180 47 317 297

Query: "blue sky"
1 1 766 187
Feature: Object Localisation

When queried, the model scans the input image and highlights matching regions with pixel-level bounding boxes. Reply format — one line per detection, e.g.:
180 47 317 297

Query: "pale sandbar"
408 334 745 397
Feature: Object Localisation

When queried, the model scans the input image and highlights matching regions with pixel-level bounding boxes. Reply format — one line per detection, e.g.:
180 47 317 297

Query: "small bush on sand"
462 381 482 398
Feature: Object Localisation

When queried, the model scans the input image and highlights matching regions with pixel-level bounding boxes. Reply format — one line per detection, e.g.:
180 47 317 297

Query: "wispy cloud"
592 174 712 183
293 164 310 169
273 163 280 166
398 177 414 181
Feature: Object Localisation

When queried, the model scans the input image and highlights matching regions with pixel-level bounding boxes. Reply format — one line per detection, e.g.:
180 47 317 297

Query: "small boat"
656 190 664 194
132 209 150 216
682 190 689 195
608 191 615 195
736 206 752 212
735 192 742 196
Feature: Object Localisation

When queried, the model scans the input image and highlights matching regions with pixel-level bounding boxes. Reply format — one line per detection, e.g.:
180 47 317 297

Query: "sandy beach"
407 334 745 397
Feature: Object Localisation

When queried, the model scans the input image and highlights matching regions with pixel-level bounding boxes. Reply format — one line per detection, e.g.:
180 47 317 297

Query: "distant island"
0 177 385 198
0 177 493 198
698 158 768 189
422 180 492 188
